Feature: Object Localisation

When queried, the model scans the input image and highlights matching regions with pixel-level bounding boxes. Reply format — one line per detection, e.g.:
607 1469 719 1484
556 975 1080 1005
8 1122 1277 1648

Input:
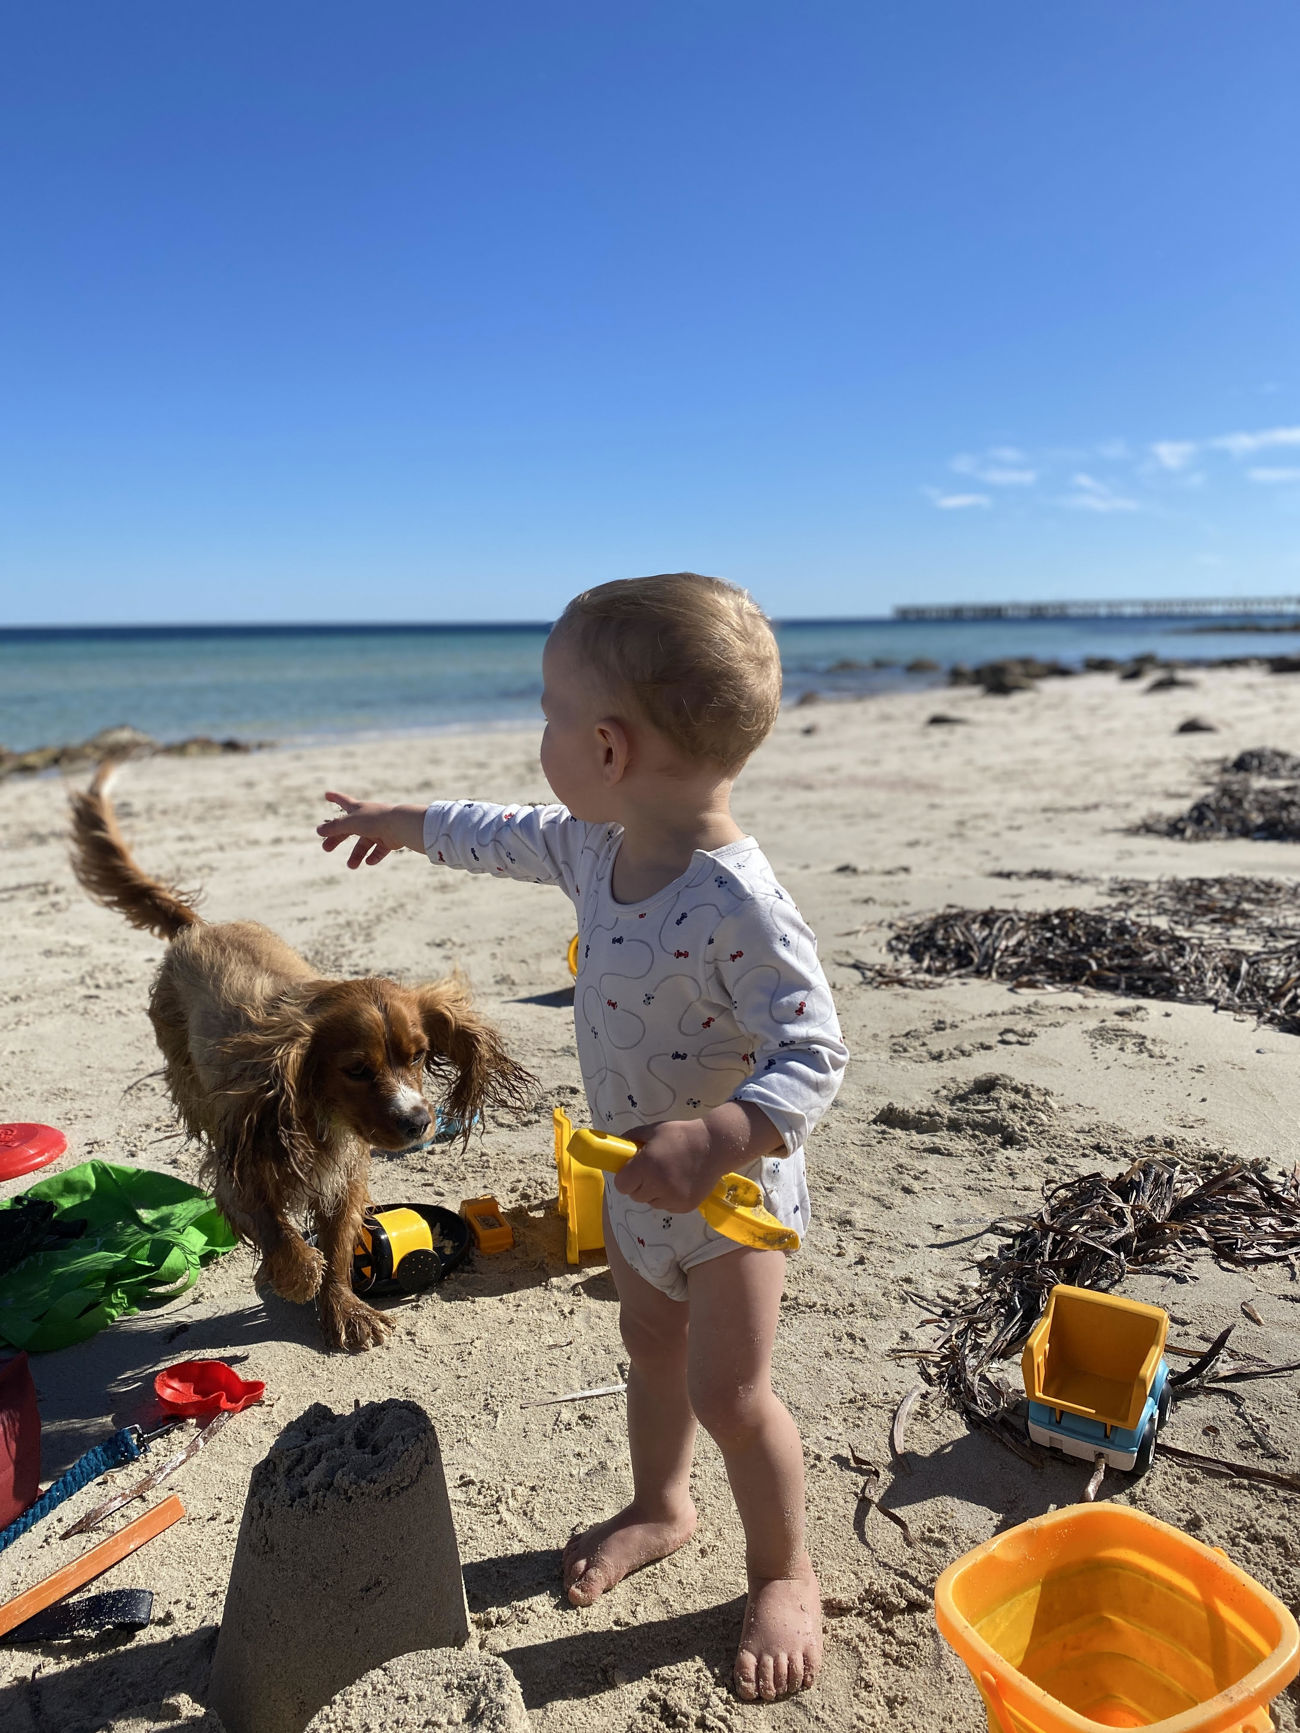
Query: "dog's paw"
319 1292 394 1353
255 1240 326 1305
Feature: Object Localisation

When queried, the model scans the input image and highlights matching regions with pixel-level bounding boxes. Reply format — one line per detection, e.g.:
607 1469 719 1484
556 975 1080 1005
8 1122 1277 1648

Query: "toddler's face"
540 630 616 821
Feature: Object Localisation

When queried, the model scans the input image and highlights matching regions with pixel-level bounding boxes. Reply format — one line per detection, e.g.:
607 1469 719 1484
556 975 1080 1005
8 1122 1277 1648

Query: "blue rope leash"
0 1428 144 1555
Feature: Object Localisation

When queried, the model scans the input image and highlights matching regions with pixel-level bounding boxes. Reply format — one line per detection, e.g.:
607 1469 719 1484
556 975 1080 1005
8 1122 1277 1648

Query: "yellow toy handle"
566 1129 800 1253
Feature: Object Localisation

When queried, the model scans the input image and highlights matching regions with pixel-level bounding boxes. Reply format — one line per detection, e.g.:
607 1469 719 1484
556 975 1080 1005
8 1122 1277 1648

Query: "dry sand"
1 664 1298 1732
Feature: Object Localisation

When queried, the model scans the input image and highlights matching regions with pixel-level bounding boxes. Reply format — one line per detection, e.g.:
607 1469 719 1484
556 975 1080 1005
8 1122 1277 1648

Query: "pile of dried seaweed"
1107 874 1300 941
1144 745 1300 841
1148 775 1300 842
880 903 1300 1033
1226 747 1300 777
899 1153 1300 1463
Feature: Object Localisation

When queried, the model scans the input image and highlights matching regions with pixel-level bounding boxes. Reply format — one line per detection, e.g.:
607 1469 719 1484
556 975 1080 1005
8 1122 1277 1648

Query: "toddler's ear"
416 981 536 1136
596 717 632 782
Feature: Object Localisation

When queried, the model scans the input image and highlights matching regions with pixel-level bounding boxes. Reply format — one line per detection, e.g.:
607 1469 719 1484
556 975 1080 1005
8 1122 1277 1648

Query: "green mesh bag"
0 1161 237 1352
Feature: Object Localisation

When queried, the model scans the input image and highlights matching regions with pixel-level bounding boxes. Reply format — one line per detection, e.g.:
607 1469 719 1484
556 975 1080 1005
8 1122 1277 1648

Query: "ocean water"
0 615 1292 754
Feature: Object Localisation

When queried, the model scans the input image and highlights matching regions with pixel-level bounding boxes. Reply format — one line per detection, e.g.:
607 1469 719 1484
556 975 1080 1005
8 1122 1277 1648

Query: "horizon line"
0 615 899 635
7 604 1297 635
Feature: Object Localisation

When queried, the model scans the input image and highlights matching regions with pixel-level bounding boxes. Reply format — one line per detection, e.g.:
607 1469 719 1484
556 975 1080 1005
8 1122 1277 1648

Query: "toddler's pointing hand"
317 791 428 869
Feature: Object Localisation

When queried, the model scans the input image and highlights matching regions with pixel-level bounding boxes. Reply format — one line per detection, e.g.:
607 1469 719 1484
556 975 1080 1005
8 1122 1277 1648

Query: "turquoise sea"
0 616 1293 754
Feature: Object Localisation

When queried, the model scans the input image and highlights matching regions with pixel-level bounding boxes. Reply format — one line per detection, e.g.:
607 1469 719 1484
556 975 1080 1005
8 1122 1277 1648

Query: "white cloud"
1210 426 1300 458
985 467 1037 486
928 422 1300 509
979 467 1036 486
1062 473 1139 512
1151 440 1198 471
951 451 1037 486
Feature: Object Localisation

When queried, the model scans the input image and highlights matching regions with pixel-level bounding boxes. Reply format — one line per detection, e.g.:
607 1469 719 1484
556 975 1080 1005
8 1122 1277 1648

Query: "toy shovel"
566 1129 800 1252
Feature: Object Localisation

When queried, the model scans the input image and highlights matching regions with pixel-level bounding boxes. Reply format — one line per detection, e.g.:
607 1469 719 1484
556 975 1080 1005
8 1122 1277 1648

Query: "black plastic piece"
4 1589 154 1643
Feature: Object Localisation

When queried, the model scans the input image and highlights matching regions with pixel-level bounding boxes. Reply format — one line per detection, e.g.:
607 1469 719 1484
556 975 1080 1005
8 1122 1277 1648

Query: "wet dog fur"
68 766 533 1351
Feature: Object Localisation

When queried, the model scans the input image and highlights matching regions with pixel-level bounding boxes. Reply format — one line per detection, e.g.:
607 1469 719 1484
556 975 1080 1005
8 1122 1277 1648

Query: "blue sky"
1 2 1297 624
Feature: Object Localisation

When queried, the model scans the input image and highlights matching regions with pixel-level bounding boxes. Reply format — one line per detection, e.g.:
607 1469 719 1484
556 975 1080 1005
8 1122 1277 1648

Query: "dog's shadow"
24 1219 607 1477
24 1288 328 1478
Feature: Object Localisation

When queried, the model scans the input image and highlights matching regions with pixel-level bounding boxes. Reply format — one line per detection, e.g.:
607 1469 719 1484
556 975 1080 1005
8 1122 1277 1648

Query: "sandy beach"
2 664 1299 1732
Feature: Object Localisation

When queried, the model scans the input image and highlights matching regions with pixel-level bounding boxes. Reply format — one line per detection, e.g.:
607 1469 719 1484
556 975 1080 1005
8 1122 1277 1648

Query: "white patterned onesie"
423 802 849 1300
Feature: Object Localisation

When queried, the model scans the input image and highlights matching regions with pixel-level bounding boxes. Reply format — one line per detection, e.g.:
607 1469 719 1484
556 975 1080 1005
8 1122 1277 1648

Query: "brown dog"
69 767 533 1351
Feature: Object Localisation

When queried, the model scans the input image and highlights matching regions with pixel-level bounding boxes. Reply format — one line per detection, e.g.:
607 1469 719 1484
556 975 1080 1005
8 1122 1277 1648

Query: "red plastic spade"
154 1360 265 1417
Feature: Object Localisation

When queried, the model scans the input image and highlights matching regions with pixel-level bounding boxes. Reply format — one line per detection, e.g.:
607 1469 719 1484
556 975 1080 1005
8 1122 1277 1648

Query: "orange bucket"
935 1504 1299 1733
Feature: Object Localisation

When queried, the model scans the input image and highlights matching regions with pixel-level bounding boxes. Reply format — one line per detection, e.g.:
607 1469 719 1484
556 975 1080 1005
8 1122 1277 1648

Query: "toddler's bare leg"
686 1247 821 1701
563 1226 699 1606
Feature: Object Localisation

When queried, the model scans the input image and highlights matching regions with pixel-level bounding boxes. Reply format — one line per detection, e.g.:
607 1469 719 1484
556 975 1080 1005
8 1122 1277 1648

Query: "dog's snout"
396 1100 431 1140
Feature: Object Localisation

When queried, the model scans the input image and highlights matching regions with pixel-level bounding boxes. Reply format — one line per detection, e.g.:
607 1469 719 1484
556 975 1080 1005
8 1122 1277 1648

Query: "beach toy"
553 1108 606 1264
350 1203 470 1294
566 1126 801 1253
155 1360 265 1417
432 1106 480 1144
459 1196 514 1254
0 1124 66 1182
567 934 579 978
1022 1285 1171 1473
935 1502 1300 1733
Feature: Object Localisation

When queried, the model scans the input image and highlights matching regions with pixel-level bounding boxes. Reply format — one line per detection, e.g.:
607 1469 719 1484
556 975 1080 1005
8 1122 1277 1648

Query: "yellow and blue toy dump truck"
1022 1284 1171 1473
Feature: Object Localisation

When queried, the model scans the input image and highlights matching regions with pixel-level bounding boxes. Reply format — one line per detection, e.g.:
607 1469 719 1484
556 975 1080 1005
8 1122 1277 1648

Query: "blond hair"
555 573 782 773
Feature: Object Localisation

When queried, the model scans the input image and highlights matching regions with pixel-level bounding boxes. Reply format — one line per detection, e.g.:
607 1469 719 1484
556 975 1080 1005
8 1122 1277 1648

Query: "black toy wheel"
394 1248 442 1293
1156 1382 1172 1430
1133 1415 1158 1476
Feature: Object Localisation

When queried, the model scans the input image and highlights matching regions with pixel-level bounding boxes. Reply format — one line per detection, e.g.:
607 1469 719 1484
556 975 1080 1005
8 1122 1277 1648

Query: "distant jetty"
894 596 1300 621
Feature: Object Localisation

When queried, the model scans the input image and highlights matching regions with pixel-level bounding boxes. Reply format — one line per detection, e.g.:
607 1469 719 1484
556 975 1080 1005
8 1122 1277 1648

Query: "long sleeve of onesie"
422 800 595 900
709 892 847 1157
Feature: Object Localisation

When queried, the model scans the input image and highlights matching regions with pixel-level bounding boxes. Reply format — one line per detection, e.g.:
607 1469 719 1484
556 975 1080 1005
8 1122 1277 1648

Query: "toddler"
317 573 847 1700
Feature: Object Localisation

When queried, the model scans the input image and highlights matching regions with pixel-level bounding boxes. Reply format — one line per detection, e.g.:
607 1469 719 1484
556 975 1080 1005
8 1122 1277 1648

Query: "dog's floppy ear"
218 1002 322 1185
416 980 536 1137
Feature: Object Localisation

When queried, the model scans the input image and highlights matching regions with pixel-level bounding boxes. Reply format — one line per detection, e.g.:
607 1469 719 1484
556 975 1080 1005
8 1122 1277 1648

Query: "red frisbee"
154 1360 266 1417
0 1123 67 1182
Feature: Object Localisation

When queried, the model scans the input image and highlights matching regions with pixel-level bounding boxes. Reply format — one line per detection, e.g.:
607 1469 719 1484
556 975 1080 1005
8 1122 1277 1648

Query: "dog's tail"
69 764 203 941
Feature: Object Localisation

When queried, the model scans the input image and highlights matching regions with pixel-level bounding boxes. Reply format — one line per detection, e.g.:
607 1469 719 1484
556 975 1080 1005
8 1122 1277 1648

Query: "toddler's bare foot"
733 1558 822 1701
563 1501 698 1607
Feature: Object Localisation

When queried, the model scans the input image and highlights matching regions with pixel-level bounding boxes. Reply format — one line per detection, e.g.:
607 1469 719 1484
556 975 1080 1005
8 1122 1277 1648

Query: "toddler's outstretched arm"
317 791 427 869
